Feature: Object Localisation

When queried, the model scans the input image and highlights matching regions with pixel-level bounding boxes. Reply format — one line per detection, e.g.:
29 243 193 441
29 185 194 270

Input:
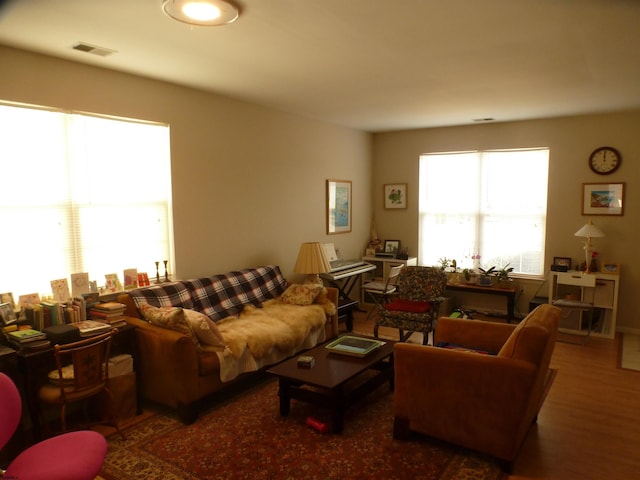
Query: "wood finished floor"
350 308 640 480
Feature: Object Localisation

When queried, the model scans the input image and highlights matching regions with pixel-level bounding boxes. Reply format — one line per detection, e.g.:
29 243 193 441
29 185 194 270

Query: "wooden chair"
374 266 447 345
0 372 107 479
38 329 125 439
362 264 404 321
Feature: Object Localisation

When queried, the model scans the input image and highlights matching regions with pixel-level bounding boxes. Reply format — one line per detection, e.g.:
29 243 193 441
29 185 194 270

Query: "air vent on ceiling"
72 42 117 57
472 118 495 123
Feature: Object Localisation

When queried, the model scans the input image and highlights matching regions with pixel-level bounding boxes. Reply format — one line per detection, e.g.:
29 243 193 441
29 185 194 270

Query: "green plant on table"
494 264 514 282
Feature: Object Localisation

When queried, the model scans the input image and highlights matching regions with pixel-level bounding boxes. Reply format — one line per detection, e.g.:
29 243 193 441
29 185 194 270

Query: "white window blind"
0 103 173 298
418 148 549 276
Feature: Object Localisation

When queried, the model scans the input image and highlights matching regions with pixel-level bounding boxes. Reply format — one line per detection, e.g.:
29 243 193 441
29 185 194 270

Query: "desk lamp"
293 242 331 284
574 220 604 273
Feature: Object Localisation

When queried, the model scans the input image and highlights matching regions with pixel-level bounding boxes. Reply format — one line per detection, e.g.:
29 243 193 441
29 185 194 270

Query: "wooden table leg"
277 378 291 416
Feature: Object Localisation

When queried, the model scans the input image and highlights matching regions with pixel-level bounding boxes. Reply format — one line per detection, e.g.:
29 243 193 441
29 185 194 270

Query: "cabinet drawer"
557 272 596 287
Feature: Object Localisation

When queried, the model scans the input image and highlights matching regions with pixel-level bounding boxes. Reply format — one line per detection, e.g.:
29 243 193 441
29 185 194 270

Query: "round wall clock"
589 146 621 175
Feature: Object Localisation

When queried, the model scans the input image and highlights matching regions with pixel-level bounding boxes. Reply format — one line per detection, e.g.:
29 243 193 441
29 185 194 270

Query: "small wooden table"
267 336 395 433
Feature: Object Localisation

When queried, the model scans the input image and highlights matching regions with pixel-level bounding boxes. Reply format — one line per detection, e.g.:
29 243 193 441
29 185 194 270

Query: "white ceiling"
1 0 639 132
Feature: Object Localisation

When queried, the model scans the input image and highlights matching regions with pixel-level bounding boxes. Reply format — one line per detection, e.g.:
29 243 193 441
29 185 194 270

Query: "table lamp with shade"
574 220 605 273
293 242 331 284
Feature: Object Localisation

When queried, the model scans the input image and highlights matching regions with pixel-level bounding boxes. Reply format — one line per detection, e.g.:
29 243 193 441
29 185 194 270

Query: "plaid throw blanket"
129 266 288 321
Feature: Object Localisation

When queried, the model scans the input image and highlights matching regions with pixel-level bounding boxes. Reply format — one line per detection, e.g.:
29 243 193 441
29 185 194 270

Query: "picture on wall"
582 182 625 216
384 183 407 209
326 179 352 234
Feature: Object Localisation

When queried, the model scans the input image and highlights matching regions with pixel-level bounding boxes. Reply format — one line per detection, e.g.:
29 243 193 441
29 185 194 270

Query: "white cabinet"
548 271 620 339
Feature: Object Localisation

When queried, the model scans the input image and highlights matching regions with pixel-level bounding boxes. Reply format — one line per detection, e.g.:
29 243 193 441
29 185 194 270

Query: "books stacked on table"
73 320 114 337
7 328 50 350
88 302 127 327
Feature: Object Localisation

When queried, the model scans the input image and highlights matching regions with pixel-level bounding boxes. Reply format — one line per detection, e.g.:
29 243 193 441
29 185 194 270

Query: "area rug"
100 379 506 480
618 332 640 371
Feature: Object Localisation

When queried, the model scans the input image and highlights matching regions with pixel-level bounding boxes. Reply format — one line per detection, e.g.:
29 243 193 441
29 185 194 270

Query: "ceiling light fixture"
162 0 239 26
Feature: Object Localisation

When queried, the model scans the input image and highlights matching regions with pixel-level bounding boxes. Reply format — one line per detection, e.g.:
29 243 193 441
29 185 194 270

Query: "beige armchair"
393 304 560 470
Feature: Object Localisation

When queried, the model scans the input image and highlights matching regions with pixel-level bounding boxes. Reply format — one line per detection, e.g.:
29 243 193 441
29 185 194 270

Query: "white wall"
0 45 372 285
373 111 640 332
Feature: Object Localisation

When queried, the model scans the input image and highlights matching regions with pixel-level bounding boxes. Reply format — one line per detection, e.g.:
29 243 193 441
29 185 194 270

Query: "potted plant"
478 266 496 286
495 264 514 288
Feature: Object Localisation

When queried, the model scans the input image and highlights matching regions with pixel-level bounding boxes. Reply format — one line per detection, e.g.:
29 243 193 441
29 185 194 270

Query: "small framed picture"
384 240 401 255
0 302 17 326
600 262 620 274
384 183 407 209
553 257 572 269
582 182 625 216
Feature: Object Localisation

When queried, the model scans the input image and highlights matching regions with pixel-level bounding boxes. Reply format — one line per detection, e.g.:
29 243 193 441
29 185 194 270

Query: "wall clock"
589 146 621 175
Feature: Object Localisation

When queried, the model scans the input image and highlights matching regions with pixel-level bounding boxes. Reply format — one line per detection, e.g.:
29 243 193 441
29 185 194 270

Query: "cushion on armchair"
384 299 431 313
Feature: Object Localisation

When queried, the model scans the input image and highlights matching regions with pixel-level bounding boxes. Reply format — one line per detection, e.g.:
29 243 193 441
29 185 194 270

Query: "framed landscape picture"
326 179 352 234
384 183 407 209
582 182 625 216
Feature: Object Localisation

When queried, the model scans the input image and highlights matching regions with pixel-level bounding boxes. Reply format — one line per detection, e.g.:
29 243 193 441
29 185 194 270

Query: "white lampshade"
574 220 605 239
574 220 604 273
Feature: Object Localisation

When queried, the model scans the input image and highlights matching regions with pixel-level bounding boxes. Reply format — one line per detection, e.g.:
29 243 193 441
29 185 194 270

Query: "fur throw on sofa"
214 297 334 382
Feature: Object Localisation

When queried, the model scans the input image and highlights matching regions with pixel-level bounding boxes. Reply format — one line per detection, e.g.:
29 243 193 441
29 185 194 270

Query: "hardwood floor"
350 309 640 480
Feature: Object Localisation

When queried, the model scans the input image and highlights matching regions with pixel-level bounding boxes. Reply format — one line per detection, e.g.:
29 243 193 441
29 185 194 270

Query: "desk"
13 323 139 441
446 283 517 322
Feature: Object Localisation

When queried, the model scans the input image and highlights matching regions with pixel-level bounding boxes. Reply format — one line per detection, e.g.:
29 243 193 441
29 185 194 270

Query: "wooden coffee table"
266 335 395 433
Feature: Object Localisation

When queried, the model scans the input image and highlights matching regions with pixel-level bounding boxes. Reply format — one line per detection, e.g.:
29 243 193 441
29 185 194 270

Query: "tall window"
0 102 173 298
418 148 549 276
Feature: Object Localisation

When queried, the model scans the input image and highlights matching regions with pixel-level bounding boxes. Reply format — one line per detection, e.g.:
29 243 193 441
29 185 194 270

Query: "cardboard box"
99 371 137 421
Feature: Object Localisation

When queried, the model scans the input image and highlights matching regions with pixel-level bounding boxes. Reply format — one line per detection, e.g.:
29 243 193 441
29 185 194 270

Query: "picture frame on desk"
0 301 17 326
384 240 401 256
553 257 572 269
600 262 620 274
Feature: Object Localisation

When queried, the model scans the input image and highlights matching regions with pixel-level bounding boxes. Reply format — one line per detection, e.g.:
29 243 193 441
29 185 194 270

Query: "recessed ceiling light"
162 0 239 26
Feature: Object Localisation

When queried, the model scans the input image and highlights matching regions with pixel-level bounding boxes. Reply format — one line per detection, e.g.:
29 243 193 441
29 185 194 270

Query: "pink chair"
0 372 107 480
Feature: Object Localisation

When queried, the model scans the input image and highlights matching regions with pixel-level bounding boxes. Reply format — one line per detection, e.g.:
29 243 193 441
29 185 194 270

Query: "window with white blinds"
0 102 173 298
418 148 549 276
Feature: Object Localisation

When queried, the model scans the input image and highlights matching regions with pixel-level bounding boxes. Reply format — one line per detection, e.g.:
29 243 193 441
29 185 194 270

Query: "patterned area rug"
101 379 506 480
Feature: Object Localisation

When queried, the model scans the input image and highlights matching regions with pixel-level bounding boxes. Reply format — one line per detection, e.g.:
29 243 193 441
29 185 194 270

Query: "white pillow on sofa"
183 308 226 350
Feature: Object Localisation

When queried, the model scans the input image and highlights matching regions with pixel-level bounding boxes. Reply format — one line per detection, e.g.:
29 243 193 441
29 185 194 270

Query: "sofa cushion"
139 304 200 348
280 284 323 306
183 308 226 350
183 266 289 321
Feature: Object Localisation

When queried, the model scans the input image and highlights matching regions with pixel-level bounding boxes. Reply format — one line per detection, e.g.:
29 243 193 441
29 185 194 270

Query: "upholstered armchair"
393 304 560 469
374 266 447 345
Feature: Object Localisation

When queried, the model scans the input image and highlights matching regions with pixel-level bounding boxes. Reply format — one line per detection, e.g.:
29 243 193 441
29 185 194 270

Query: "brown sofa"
118 266 338 423
393 304 560 469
